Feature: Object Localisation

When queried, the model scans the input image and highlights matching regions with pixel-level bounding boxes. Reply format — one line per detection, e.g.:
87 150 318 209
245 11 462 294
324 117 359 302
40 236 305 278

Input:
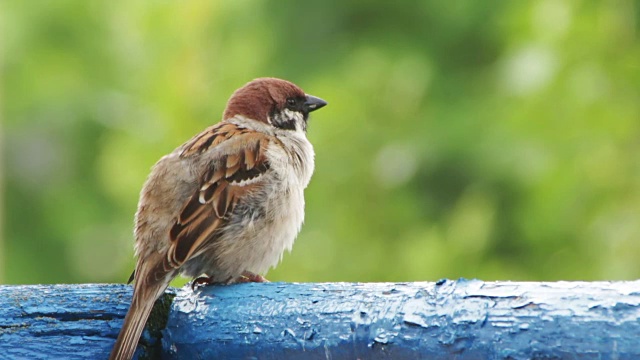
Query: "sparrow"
109 77 327 360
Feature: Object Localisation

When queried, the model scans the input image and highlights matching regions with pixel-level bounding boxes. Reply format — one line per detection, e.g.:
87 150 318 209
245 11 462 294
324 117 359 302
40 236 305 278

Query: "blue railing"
1 280 639 359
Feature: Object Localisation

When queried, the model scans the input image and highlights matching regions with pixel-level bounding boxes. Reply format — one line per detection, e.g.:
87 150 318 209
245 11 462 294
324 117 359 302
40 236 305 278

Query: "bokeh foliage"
2 1 639 284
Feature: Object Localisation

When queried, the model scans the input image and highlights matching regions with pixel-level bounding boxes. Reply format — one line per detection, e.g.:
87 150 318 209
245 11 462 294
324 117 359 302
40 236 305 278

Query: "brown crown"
223 78 306 123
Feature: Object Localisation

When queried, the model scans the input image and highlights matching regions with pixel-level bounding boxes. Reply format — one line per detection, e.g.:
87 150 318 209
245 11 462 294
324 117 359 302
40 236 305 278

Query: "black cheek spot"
275 120 297 131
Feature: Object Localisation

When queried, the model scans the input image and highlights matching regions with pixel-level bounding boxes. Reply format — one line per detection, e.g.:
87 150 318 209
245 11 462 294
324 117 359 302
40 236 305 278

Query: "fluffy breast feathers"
142 116 314 280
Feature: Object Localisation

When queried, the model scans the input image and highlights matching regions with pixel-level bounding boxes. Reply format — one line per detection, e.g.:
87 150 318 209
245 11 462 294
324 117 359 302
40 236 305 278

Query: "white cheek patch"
283 109 302 121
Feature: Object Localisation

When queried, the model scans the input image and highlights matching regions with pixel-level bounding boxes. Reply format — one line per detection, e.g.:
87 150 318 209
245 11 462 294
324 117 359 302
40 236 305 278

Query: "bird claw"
190 276 218 290
235 271 270 284
191 271 269 290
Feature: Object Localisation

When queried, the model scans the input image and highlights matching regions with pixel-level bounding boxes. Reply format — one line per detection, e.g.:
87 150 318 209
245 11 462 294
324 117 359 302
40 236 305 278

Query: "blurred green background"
2 1 639 285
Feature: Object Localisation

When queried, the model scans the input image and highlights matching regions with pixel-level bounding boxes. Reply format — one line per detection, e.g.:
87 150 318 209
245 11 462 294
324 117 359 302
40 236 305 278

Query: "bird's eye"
286 98 296 107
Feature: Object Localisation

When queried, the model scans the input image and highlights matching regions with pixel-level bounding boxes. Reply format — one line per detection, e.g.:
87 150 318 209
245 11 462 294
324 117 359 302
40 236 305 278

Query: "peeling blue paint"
0 284 135 359
1 281 640 359
164 280 640 359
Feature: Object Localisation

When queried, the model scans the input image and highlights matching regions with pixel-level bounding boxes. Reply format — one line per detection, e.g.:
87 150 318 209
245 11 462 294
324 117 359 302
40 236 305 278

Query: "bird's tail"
109 280 168 360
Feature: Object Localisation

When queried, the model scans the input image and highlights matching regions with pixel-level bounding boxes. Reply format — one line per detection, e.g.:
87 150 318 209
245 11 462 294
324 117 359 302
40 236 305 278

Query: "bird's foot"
190 275 219 290
193 272 269 288
236 271 270 283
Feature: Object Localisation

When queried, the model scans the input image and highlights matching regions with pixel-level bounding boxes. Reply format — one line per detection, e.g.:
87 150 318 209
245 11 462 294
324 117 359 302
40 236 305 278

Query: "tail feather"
109 281 168 360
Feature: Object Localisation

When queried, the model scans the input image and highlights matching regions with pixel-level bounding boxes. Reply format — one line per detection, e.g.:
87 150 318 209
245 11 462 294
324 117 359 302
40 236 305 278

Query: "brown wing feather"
180 123 250 157
167 124 272 268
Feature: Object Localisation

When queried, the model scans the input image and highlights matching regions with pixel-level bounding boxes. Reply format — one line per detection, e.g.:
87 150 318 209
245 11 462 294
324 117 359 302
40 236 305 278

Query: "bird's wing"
165 122 274 271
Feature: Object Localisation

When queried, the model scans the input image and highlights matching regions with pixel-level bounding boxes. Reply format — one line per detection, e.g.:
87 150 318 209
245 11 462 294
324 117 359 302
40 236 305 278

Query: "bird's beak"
304 94 327 112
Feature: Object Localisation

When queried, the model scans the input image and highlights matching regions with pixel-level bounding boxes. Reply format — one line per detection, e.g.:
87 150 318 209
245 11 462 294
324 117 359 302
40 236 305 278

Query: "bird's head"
223 78 327 132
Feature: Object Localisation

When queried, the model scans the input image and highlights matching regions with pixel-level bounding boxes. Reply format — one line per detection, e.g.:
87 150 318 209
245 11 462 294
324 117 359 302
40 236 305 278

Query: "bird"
109 77 327 360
